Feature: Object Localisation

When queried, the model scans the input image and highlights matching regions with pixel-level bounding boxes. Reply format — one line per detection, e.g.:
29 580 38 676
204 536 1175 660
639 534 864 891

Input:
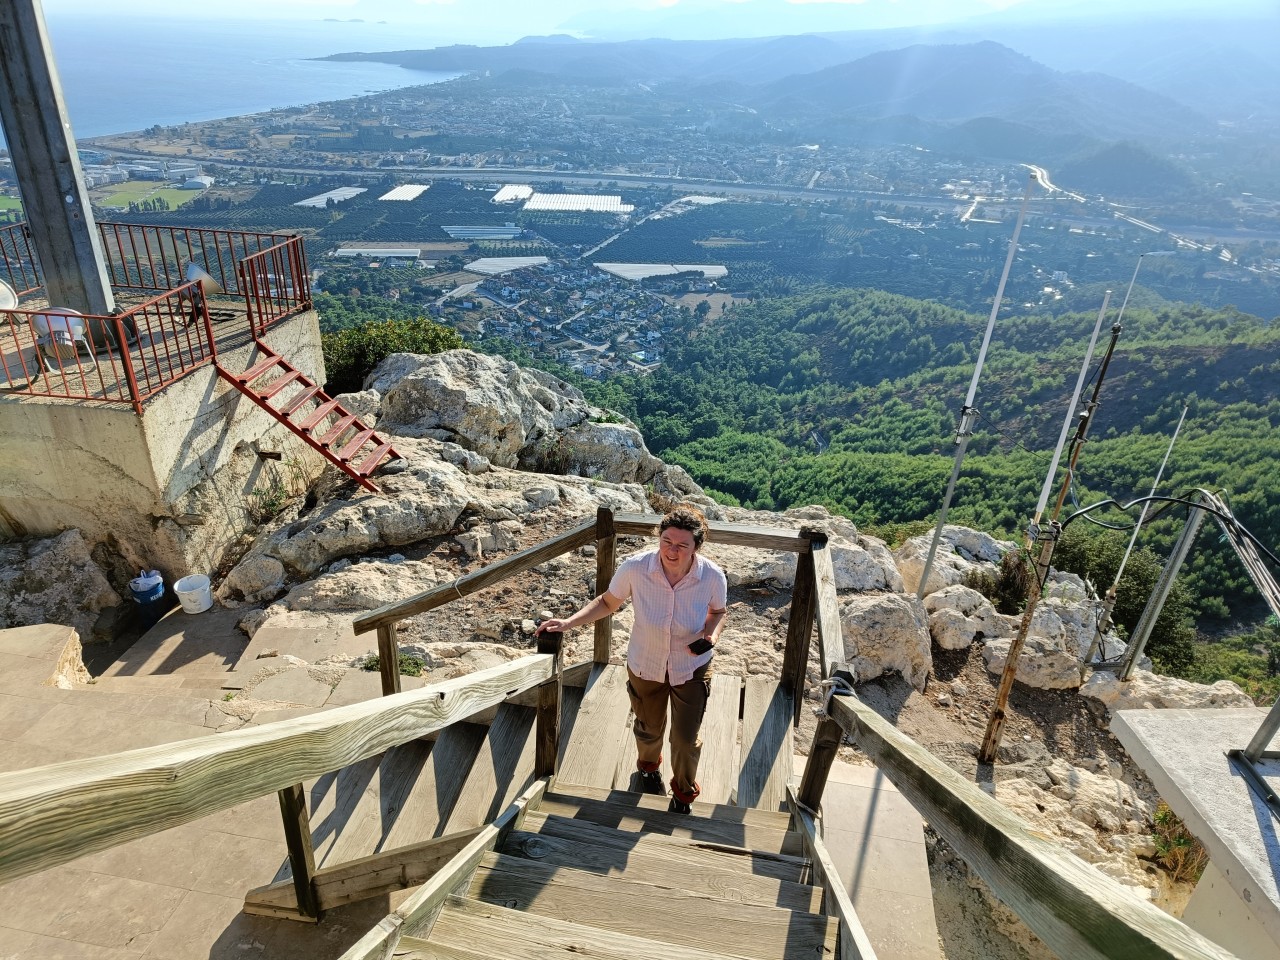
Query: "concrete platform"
1112 707 1280 959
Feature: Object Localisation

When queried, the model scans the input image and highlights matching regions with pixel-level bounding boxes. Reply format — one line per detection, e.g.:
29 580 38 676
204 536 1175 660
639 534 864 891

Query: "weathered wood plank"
828 693 1243 960
278 781 320 920
427 896 767 960
316 741 434 869
498 827 821 911
797 716 843 813
522 811 809 883
384 725 487 848
376 624 400 696
613 513 815 553
552 784 792 831
534 629 562 779
442 705 536 835
810 539 846 681
737 677 794 810
594 507 616 664
697 673 741 804
245 827 484 916
467 853 835 960
788 783 880 960
533 793 801 856
555 663 632 790
354 519 598 633
0 654 554 886
336 779 549 960
781 548 818 708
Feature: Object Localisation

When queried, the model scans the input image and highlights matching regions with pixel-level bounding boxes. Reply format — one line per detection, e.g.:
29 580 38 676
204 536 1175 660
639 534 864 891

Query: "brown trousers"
626 662 712 803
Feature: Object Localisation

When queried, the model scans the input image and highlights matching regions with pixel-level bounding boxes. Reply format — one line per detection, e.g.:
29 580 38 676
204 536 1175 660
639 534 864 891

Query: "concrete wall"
0 310 329 583
1184 861 1280 960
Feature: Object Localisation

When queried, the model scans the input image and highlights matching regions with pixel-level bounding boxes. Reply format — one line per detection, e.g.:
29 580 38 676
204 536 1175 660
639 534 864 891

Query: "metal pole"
1030 292 1109 535
1082 405 1188 668
1049 321 1123 523
1119 501 1207 680
917 173 1036 599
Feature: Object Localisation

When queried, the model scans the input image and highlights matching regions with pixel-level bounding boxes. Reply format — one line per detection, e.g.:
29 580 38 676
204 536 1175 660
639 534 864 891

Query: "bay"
38 14 458 139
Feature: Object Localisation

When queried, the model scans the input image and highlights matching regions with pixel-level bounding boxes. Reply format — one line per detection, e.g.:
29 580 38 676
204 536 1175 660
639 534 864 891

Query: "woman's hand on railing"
535 618 568 635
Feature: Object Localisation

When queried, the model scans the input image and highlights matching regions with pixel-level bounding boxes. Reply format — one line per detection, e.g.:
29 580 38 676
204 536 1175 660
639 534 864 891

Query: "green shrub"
358 652 426 677
962 549 1035 616
322 316 464 394
1152 802 1208 884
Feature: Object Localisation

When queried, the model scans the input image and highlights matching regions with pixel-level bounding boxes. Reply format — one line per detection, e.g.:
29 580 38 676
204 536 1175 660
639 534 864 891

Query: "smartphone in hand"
688 637 714 655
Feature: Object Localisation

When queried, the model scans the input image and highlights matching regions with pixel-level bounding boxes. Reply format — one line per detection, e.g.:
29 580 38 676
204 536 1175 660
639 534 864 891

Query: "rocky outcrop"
713 506 903 593
0 530 122 641
982 633 1082 689
839 592 932 690
1080 669 1253 720
924 584 1010 650
895 525 1015 596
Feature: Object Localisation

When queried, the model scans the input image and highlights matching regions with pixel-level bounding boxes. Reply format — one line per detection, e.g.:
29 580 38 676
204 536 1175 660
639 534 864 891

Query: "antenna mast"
916 172 1037 600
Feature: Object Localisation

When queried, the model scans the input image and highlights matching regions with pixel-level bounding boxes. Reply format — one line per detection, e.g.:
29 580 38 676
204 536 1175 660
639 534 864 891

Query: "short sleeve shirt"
607 548 728 686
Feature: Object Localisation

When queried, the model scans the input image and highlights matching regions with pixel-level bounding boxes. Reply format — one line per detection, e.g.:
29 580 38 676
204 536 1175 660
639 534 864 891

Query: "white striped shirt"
607 549 727 686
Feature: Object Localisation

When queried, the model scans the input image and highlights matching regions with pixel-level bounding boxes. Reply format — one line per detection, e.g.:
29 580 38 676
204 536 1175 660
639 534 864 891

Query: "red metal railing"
0 221 41 297
0 225 310 413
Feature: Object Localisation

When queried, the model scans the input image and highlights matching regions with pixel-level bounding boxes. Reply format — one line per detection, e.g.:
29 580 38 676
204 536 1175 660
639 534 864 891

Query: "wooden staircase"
217 343 398 492
399 784 838 960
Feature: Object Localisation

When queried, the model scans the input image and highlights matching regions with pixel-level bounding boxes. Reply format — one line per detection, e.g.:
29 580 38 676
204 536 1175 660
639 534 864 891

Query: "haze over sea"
40 14 456 140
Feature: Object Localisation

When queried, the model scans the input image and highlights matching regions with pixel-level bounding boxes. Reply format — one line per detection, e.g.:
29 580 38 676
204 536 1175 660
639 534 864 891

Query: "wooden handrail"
613 513 816 552
353 517 599 634
0 654 554 886
823 692 1241 960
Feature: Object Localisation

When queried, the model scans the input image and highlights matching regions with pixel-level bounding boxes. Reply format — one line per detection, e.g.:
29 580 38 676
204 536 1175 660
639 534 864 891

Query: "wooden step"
736 676 795 810
418 895 768 960
279 383 321 416
534 791 803 856
237 351 283 384
310 724 488 867
556 663 633 790
352 440 395 476
296 398 341 432
500 822 820 910
440 704 536 835
466 853 837 960
334 427 376 460
257 368 301 400
316 413 358 447
555 783 792 831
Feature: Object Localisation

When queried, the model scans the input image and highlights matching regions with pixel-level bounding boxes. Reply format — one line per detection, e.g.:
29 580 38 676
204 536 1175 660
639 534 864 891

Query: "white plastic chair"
30 308 89 372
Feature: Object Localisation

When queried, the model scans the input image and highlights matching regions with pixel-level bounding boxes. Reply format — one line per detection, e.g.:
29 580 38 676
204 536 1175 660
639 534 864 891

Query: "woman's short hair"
660 506 709 547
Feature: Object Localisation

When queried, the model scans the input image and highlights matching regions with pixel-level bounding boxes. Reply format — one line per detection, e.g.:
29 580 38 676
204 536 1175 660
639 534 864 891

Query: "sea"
37 14 459 140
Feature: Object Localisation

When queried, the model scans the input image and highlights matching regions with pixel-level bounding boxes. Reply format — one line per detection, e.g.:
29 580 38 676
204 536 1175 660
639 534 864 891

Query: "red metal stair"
216 346 399 493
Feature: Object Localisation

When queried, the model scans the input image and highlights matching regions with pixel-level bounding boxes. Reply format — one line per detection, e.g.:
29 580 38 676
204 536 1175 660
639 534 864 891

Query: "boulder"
924 584 1009 650
0 530 121 641
713 505 903 592
219 554 286 604
839 592 932 690
282 558 443 613
1080 669 1253 718
982 633 1081 689
895 525 1015 597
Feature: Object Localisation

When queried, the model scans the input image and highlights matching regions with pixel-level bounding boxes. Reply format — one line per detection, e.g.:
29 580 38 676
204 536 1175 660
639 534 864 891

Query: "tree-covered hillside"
584 289 1280 625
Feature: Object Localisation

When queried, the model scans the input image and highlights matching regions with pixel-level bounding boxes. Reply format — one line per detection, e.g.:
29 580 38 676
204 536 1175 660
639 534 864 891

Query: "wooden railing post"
535 630 563 778
593 507 616 664
377 623 401 696
781 531 821 721
798 714 844 813
277 782 320 921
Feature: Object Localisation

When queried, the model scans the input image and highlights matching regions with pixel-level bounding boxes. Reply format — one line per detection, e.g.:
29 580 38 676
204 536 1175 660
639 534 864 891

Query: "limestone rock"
895 525 1015 597
982 634 1081 689
923 584 1009 650
219 554 285 604
456 520 523 559
1080 669 1253 718
282 558 442 612
0 530 122 641
839 592 931 690
713 505 903 592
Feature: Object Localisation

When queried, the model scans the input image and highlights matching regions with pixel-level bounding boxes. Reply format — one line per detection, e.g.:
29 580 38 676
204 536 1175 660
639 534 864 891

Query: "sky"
40 0 1272 46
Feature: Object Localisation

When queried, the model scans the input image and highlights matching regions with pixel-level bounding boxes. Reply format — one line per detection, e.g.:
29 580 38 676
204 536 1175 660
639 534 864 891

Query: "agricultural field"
93 182 201 211
0 195 23 212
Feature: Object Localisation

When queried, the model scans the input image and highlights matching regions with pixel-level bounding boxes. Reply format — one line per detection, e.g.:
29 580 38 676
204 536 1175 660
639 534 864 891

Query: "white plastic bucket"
173 574 213 614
